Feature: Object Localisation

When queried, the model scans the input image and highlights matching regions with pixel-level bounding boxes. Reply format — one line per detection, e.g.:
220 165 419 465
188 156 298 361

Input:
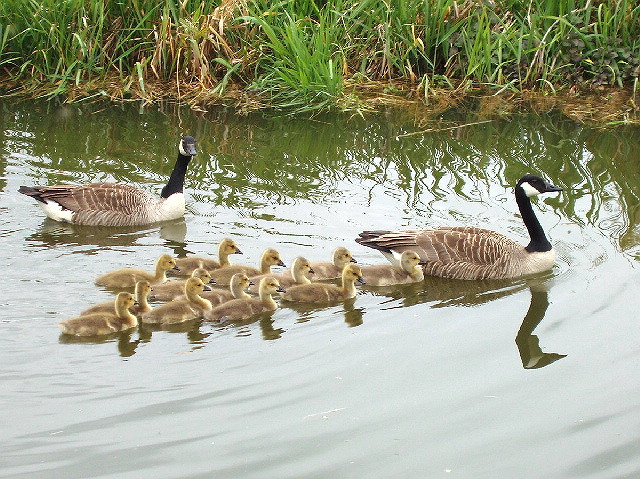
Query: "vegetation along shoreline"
1 0 638 124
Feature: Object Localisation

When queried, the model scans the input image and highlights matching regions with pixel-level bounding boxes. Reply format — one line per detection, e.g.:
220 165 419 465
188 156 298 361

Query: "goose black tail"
355 230 393 253
18 186 47 204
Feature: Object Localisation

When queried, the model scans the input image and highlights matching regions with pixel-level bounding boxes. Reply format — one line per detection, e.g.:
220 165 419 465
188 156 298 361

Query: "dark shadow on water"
282 296 364 328
207 310 285 340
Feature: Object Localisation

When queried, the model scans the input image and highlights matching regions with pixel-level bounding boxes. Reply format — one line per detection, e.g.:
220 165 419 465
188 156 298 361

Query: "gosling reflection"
58 330 141 358
283 297 364 328
516 287 567 369
212 310 284 341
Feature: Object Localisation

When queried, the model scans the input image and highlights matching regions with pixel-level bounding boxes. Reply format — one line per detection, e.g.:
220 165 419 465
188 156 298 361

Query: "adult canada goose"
18 136 197 226
149 268 215 301
141 277 212 325
247 256 314 294
304 247 357 280
81 280 152 316
210 248 285 285
361 250 425 286
356 174 563 280
95 254 179 288
203 277 285 323
58 292 137 336
174 238 243 276
280 263 365 303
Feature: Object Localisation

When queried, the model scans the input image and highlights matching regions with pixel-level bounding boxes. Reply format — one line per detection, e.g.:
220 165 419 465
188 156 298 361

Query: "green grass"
0 0 639 114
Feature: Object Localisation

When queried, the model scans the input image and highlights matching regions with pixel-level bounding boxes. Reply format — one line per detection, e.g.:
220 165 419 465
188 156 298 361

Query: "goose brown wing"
30 183 152 214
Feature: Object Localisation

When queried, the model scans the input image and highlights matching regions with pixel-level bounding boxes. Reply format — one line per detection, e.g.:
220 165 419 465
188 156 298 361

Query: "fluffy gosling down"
141 277 212 325
94 254 179 288
187 273 253 306
81 280 152 316
247 256 314 294
19 136 197 226
204 277 285 323
361 250 425 286
149 268 215 302
58 292 138 336
174 238 243 276
210 248 285 285
281 263 365 303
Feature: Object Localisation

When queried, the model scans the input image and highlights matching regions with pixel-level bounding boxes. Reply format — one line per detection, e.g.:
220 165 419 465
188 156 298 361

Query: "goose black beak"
235 248 243 255
277 260 286 267
203 285 212 292
308 267 315 275
350 257 358 263
276 285 286 293
357 276 366 285
208 278 216 284
248 280 255 286
544 182 563 193
182 137 197 156
172 265 181 272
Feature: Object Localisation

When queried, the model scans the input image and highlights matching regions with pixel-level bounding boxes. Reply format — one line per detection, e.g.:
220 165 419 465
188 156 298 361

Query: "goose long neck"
136 289 152 314
515 187 552 253
115 301 137 324
218 246 232 267
291 263 311 284
154 263 168 282
341 272 357 297
231 281 251 299
259 255 271 274
161 153 191 198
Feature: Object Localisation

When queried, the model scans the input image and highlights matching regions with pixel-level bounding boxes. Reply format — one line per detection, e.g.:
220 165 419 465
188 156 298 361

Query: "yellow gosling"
95 254 179 288
361 250 425 286
81 280 152 316
308 246 357 280
281 263 365 303
149 268 215 301
141 277 212 325
58 292 137 336
204 277 285 323
247 256 314 294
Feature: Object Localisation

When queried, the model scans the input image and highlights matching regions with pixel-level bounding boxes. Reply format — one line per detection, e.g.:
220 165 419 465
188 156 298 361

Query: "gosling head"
135 280 152 298
192 268 216 285
230 273 253 291
263 248 286 267
334 247 357 267
219 237 243 255
185 277 210 295
517 174 563 198
158 254 180 273
292 257 315 276
400 250 424 272
116 292 137 309
259 277 286 295
343 263 366 285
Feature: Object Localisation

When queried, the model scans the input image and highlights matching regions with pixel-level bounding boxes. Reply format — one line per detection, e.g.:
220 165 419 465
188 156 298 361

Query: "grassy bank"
0 0 639 121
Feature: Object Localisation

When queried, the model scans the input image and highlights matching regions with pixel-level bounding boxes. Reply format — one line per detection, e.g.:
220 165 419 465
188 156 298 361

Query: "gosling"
58 292 138 336
307 246 357 280
81 280 152 316
174 238 243 276
204 277 285 323
280 263 365 303
149 268 215 301
360 250 425 286
141 277 212 325
180 272 253 306
210 248 285 285
95 254 179 288
247 256 314 294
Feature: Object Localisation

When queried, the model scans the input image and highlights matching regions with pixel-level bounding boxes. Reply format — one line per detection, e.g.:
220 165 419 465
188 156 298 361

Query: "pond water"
1 98 639 479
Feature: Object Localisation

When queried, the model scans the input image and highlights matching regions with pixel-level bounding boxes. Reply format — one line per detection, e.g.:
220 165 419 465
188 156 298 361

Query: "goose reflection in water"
58 330 141 358
25 217 190 257
516 285 567 369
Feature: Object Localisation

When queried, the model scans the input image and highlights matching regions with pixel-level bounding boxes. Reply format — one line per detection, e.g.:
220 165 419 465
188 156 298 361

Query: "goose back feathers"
58 292 138 336
356 174 562 280
281 264 365 303
204 277 285 323
19 136 196 226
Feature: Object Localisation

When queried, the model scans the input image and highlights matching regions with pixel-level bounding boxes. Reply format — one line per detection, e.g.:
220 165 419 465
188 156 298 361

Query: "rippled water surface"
1 99 639 479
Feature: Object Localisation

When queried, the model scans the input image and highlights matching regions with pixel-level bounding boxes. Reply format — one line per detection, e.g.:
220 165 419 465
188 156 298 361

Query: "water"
1 98 639 479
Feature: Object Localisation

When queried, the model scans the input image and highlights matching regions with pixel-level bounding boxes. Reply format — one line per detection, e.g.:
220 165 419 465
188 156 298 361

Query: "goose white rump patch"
40 200 74 223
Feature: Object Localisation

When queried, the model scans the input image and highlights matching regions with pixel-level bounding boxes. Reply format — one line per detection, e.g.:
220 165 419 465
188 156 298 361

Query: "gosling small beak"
350 257 358 263
248 280 255 286
276 285 286 293
203 285 212 292
172 265 181 272
208 278 216 284
357 276 366 285
308 267 315 275
235 248 243 255
277 260 286 267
